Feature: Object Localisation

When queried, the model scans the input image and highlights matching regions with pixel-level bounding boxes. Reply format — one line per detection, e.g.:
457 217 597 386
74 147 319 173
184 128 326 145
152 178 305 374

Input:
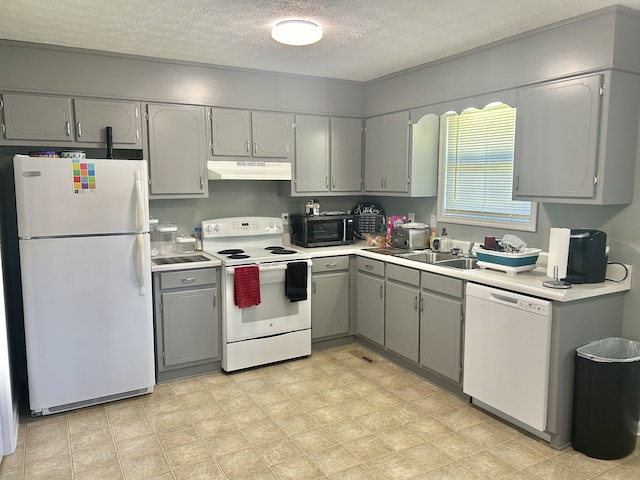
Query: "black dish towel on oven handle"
285 262 308 302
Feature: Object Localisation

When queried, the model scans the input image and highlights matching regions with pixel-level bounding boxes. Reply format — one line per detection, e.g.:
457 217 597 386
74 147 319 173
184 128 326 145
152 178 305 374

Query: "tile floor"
0 344 639 480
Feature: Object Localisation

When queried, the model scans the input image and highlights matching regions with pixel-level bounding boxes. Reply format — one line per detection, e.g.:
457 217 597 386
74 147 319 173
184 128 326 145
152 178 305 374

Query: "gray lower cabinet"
153 268 220 382
355 257 385 345
419 272 464 383
311 256 350 339
145 103 209 198
385 264 420 362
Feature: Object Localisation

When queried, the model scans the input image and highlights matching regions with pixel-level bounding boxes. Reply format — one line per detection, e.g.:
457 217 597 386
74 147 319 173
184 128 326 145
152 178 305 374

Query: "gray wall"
363 6 640 341
2 6 640 339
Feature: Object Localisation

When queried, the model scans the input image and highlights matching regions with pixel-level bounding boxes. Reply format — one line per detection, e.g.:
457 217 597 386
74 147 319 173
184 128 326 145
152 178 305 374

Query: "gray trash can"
572 337 640 459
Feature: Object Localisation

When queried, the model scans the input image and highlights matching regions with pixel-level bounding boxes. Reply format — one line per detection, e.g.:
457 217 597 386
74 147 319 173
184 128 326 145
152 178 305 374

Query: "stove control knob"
214 224 221 232
268 221 274 229
276 222 282 229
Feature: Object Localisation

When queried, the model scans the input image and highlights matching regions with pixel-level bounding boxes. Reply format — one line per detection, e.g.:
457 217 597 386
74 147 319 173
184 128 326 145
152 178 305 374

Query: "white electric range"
201 216 312 371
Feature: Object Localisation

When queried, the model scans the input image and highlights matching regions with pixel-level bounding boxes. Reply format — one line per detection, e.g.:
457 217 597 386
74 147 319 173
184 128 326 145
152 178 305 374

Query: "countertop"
295 242 632 302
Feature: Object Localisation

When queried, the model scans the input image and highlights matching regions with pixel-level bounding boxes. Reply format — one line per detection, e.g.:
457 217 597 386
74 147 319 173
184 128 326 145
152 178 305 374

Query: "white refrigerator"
14 154 154 416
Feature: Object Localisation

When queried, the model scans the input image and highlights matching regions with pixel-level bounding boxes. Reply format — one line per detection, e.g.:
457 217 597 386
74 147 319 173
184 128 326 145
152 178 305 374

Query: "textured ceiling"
2 0 640 82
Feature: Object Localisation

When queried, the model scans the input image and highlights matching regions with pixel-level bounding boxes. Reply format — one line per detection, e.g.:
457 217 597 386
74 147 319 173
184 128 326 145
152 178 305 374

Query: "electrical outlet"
407 212 415 222
281 212 289 226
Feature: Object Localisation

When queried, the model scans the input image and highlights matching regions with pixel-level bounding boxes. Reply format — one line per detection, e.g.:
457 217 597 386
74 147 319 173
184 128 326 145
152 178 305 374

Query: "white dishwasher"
463 283 552 433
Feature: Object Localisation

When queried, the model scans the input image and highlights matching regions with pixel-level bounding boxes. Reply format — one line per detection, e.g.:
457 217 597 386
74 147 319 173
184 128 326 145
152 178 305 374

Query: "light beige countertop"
296 242 632 302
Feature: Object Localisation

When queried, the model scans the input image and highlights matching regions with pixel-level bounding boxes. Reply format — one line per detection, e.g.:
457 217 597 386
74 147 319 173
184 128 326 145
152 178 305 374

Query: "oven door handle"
227 260 312 274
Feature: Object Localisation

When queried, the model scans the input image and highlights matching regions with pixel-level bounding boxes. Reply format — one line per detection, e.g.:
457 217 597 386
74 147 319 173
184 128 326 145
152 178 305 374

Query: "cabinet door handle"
380 178 384 188
246 140 250 153
420 297 424 312
414 296 418 310
65 121 71 136
253 140 258 154
213 292 216 306
136 128 140 139
332 177 336 189
200 176 204 189
514 174 519 191
325 177 329 188
380 285 383 298
312 281 316 294
77 122 82 137
182 277 196 283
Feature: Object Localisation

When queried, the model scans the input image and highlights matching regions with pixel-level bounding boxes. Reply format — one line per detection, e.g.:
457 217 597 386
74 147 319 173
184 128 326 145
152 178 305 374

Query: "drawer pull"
365 264 373 270
182 277 197 283
326 262 338 268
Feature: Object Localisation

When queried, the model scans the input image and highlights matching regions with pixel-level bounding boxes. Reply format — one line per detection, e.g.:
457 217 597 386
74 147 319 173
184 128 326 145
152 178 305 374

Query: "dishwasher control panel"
518 300 549 315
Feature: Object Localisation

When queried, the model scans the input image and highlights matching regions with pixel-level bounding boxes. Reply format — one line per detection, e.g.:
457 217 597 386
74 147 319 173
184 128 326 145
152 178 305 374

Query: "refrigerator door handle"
134 170 145 232
134 234 146 296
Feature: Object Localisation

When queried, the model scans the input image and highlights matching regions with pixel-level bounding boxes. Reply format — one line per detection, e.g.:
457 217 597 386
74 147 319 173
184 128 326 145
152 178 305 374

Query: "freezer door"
19 234 154 413
14 155 149 237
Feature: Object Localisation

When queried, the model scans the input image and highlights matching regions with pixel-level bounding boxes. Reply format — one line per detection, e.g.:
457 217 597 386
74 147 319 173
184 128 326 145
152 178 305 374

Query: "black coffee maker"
564 229 608 284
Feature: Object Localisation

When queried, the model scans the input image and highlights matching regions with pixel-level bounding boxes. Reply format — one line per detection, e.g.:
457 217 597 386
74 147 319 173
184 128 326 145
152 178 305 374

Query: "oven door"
224 261 311 342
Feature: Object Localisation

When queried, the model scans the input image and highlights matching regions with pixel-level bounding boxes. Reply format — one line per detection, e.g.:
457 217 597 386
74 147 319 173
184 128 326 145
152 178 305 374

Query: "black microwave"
289 214 354 247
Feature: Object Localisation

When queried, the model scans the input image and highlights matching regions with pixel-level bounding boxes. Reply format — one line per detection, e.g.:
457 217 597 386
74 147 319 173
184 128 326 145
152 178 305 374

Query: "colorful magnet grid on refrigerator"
72 159 97 194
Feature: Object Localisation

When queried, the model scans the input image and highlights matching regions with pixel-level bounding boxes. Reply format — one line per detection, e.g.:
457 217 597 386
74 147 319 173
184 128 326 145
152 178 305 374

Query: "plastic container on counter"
176 234 196 254
149 218 160 257
157 223 178 256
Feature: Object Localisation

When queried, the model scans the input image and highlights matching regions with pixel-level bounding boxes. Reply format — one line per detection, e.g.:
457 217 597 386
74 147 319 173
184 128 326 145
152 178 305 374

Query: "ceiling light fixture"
271 19 323 46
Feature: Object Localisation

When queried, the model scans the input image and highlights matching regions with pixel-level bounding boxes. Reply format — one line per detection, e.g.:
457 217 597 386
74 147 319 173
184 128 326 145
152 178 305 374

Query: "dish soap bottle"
429 228 437 250
440 227 450 252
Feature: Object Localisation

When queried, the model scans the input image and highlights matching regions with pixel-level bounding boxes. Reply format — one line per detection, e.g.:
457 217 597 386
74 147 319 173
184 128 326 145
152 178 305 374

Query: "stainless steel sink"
397 251 459 263
436 257 479 270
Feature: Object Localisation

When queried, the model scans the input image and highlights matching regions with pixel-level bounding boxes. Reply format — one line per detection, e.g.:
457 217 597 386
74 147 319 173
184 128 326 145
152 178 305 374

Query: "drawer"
356 257 385 277
312 255 350 273
387 264 420 287
159 268 217 289
421 271 463 298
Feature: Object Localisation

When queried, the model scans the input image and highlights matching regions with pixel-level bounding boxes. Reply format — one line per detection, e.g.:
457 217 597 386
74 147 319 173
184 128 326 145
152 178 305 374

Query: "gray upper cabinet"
210 108 251 156
330 117 363 193
1 94 143 148
292 115 362 196
209 108 290 160
146 103 209 198
74 99 142 147
1 93 73 142
364 111 410 194
252 111 290 158
513 70 640 204
364 109 438 197
294 114 330 192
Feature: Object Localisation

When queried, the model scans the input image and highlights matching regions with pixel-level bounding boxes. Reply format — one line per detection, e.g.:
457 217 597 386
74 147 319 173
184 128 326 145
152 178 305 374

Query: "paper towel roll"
547 228 571 279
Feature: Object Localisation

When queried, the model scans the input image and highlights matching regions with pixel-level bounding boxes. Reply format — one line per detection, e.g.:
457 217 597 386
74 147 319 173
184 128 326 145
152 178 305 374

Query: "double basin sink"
364 248 479 270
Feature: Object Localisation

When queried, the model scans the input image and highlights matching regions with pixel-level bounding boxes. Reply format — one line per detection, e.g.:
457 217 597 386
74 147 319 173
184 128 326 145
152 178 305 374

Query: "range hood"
207 161 292 180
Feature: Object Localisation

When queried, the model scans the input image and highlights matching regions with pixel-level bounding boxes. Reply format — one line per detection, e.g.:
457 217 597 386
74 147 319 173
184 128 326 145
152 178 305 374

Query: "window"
437 102 537 232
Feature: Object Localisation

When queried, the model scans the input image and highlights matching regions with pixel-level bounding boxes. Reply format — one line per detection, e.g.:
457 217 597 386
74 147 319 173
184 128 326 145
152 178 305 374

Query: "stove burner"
265 246 285 251
218 249 244 255
270 249 297 255
228 254 250 259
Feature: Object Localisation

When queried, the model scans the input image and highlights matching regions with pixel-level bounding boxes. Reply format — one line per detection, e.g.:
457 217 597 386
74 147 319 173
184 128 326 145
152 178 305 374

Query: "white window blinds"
438 102 536 231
